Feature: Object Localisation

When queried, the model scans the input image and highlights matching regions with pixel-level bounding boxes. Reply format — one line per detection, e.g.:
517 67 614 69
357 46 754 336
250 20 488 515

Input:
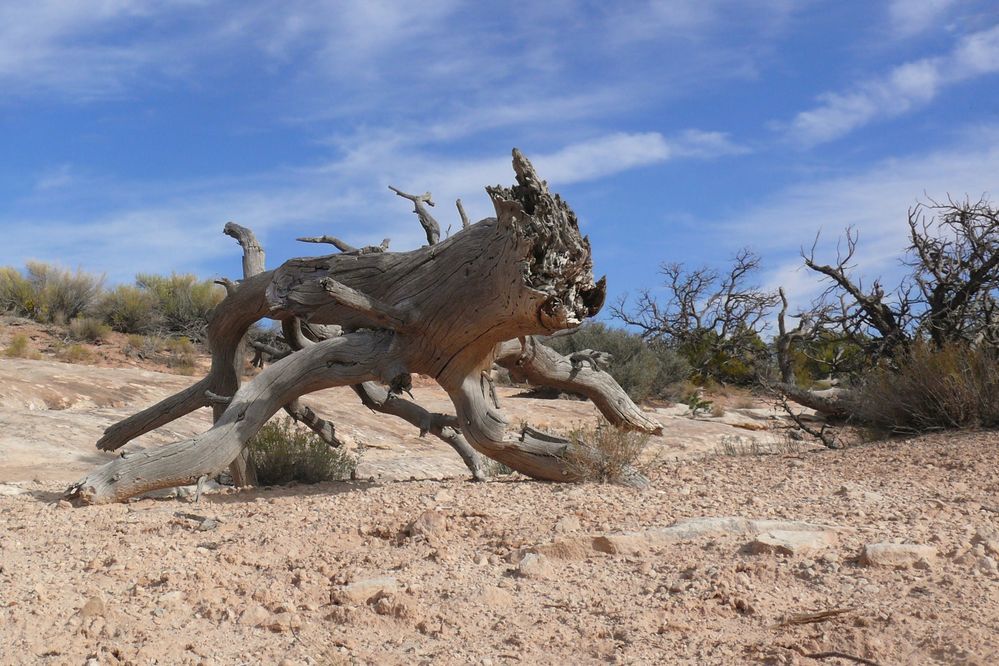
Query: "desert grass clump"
68 316 110 342
248 418 357 486
716 434 800 457
850 342 999 434
4 333 37 359
560 420 651 485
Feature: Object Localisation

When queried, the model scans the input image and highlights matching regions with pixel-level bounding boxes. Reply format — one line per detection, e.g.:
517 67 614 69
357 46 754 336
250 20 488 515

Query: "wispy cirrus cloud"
785 23 999 146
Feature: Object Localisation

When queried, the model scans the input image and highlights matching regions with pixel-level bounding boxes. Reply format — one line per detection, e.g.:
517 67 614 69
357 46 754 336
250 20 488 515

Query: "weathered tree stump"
69 150 659 504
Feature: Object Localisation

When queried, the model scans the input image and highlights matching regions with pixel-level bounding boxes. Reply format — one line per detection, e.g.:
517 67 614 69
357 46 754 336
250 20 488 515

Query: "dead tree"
613 249 778 381
906 197 999 348
69 150 660 504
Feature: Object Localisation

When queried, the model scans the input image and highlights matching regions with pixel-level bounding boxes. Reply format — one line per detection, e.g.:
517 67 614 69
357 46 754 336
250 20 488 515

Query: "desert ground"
1 321 997 665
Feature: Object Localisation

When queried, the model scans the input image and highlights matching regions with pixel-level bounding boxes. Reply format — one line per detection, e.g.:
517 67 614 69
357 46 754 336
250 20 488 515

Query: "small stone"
473 553 489 566
517 553 554 579
860 543 937 568
978 556 998 574
57 499 72 509
747 530 837 557
266 612 299 632
161 590 185 607
79 594 106 618
407 510 447 539
239 604 270 626
471 586 513 608
554 515 581 533
198 518 219 531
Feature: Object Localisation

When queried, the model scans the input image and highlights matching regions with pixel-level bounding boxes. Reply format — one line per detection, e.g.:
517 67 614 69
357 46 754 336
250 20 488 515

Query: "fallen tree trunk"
70 151 623 503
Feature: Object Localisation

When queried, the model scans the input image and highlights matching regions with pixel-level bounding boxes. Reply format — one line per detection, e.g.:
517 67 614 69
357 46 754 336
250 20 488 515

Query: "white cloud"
786 24 999 146
724 126 999 308
888 0 957 37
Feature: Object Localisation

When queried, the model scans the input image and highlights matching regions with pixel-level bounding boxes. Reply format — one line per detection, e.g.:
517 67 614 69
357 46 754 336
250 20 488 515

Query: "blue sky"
2 0 999 323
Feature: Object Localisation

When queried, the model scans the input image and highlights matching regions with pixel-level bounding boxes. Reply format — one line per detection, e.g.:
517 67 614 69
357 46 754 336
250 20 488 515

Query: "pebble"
517 553 554 579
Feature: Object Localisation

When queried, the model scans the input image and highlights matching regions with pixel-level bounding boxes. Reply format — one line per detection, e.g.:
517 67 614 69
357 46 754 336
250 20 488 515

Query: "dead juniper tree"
770 196 999 431
612 249 779 383
68 150 662 504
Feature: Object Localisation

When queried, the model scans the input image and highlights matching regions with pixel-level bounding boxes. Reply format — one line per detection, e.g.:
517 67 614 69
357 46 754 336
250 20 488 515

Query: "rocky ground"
0 339 997 664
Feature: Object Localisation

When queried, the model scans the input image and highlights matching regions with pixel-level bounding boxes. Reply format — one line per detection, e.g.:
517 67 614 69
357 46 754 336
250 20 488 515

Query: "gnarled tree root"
70 332 393 504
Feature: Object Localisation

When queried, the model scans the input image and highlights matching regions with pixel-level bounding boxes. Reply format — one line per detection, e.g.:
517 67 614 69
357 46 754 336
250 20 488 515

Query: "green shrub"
4 333 35 358
850 342 999 434
248 418 357 486
96 285 160 333
0 268 36 318
0 263 103 322
68 316 110 342
545 323 690 402
135 273 224 339
560 419 651 485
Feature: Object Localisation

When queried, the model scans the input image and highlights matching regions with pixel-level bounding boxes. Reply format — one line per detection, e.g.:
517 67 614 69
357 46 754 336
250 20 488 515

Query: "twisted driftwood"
70 150 659 503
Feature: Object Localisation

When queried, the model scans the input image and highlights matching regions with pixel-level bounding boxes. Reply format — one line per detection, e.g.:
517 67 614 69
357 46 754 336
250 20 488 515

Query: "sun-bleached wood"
70 150 656 504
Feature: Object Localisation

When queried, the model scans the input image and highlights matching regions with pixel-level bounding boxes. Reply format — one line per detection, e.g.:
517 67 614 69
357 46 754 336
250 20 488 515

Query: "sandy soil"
0 333 997 665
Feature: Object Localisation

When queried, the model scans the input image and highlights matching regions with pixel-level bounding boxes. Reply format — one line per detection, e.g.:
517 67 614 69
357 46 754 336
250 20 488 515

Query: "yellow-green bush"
135 273 224 339
4 334 35 358
96 285 159 333
0 263 103 322
59 344 92 363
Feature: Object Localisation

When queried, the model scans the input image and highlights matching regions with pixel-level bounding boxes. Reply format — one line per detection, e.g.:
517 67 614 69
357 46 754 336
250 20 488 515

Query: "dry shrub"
716 434 800 457
248 418 357 486
59 344 92 363
560 420 651 485
850 342 999 434
68 316 110 342
4 333 37 359
164 336 198 374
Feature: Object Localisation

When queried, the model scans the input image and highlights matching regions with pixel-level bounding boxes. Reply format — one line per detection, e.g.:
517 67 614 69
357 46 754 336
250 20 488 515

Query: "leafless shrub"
559 420 651 485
